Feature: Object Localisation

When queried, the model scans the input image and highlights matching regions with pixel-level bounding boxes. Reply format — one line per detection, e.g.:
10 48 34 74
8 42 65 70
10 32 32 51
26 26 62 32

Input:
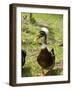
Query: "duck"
21 49 26 67
35 27 55 75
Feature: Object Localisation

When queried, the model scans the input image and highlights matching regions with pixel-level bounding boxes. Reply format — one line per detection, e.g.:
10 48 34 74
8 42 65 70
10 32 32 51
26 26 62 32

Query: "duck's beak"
34 33 41 43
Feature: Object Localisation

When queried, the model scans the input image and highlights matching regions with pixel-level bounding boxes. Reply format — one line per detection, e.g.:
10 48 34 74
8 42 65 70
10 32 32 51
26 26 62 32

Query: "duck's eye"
40 31 46 37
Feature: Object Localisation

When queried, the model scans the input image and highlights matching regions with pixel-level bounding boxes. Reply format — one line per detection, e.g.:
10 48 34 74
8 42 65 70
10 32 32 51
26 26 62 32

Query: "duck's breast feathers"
37 47 55 68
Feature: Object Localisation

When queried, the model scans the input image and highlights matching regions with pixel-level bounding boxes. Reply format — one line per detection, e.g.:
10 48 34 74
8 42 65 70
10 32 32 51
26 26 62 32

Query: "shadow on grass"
45 67 63 76
22 66 32 77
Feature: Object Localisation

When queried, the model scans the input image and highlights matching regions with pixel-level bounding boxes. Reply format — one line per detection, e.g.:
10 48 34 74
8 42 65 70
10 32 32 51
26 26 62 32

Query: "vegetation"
21 13 63 77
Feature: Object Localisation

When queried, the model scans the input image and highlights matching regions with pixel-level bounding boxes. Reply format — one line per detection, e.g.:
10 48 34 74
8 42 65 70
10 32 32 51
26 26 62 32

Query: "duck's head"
39 27 49 38
34 27 49 44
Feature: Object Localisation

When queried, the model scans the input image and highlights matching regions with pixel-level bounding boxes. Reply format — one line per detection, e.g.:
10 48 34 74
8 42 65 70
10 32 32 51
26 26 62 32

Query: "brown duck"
36 27 55 75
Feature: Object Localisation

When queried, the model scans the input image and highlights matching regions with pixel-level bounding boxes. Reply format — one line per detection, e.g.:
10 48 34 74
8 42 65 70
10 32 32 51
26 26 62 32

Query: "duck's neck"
41 35 47 49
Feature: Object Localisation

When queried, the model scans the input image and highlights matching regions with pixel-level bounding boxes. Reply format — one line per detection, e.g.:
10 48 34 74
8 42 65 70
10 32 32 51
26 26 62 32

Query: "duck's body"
21 49 26 67
37 48 55 70
36 27 55 75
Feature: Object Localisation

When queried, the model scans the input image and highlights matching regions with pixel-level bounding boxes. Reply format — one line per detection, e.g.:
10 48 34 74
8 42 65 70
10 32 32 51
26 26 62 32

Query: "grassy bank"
21 13 63 77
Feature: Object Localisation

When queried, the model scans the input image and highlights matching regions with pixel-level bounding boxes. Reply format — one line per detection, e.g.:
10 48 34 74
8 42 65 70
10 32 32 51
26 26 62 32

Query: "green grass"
21 13 63 77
